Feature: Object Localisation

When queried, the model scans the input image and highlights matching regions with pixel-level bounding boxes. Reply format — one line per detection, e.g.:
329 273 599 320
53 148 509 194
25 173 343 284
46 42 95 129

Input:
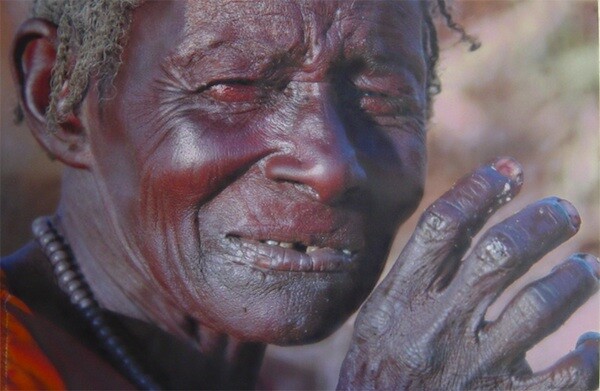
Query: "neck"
55 168 266 388
114 313 266 389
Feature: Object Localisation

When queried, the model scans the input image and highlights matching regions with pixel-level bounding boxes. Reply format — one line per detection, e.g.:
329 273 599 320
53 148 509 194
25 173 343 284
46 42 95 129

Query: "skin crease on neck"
54 0 428 386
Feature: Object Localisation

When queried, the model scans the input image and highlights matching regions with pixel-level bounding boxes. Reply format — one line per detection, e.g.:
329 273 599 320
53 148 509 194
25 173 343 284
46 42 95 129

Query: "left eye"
203 82 263 103
359 91 412 116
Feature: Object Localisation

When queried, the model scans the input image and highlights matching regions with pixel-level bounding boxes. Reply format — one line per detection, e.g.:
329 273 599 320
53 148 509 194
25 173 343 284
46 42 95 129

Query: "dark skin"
7 0 599 389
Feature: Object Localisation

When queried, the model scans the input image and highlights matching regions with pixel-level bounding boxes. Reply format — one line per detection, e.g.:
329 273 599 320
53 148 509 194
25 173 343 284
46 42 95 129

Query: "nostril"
264 155 304 181
263 149 367 204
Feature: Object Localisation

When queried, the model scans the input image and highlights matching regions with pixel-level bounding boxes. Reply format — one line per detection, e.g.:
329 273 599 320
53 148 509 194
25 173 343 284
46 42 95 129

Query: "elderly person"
2 0 598 389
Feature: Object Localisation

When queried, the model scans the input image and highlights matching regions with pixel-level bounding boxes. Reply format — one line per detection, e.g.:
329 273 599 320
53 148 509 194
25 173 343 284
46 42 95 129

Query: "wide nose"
264 83 367 204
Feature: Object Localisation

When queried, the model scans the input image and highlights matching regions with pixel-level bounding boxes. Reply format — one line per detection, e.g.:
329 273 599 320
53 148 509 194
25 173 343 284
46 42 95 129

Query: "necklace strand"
32 216 160 390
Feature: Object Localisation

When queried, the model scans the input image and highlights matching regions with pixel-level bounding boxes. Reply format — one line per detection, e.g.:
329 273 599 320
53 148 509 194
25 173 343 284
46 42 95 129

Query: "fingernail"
576 331 600 348
492 157 523 184
575 253 600 279
557 198 581 229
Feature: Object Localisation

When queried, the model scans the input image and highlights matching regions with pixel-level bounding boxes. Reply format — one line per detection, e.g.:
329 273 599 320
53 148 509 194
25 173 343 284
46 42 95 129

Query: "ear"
12 18 92 169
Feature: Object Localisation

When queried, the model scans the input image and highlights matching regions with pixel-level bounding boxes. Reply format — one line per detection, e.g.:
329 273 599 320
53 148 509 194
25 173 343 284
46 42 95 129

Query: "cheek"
138 123 263 210
365 131 426 230
132 124 273 286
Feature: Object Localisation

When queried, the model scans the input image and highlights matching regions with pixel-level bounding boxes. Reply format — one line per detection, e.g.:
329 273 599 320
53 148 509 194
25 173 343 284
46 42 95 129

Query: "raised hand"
338 157 599 390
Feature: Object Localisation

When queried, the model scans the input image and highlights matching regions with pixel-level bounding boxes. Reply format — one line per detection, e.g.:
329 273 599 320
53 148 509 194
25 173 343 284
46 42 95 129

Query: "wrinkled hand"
338 158 599 390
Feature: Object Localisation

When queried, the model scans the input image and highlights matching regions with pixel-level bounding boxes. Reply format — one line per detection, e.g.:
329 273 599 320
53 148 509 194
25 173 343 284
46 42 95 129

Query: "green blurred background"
1 1 598 389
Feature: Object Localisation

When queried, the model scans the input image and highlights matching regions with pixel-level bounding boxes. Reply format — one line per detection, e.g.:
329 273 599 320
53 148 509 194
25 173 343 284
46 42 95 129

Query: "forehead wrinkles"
341 1 426 80
295 0 425 80
339 0 422 35
162 0 424 83
171 1 304 72
296 0 345 67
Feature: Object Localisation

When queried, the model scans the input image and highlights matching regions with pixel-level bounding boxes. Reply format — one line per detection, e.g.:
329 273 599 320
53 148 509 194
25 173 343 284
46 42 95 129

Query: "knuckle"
569 346 600 390
541 256 599 302
358 300 396 338
455 171 494 204
507 280 571 336
416 200 468 244
520 283 557 317
401 341 437 374
552 364 585 390
473 229 517 272
451 168 513 212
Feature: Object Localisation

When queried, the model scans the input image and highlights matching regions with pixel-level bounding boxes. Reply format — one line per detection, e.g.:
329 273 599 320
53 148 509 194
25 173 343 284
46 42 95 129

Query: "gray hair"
32 0 142 130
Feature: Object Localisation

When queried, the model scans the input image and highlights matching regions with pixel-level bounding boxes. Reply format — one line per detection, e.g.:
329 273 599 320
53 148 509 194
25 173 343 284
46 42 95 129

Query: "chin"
179 247 384 345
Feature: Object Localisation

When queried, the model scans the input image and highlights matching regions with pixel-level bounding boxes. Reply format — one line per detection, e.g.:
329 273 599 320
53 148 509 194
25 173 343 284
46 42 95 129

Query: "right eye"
201 81 264 104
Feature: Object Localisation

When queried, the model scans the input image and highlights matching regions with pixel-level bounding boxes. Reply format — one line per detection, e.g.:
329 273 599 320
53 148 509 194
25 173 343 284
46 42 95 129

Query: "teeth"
259 239 352 255
306 246 319 253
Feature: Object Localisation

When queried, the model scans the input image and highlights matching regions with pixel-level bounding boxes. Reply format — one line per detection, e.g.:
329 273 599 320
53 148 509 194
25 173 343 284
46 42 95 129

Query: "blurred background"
1 0 598 389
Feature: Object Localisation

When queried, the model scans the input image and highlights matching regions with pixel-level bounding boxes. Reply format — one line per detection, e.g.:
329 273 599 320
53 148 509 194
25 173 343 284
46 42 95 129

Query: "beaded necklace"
32 216 160 390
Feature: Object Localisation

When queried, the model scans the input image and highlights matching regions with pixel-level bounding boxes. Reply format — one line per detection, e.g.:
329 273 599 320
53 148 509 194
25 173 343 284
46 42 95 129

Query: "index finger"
386 157 524 297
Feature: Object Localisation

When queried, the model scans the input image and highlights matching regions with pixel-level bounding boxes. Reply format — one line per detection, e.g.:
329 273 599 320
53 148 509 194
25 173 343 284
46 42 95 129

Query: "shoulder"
2 242 55 301
1 269 66 390
1 245 135 390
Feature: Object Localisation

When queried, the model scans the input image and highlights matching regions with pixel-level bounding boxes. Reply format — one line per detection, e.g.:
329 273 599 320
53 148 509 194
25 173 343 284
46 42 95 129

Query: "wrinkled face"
89 0 427 344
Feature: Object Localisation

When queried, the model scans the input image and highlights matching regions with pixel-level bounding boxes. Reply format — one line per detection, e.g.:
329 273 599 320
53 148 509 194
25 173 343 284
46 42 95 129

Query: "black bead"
31 218 49 237
70 288 90 304
54 260 71 274
39 232 57 246
59 270 77 285
46 241 63 254
50 250 69 265
65 279 83 293
77 297 94 309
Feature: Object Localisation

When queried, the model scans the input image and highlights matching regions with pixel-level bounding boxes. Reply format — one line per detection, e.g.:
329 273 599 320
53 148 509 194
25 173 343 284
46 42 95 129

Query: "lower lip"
225 237 356 273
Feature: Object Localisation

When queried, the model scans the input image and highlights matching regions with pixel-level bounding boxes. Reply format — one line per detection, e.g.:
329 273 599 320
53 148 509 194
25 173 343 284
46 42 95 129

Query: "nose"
264 83 367 204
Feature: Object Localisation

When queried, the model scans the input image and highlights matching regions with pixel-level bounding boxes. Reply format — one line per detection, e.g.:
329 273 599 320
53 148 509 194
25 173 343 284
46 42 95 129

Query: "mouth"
225 235 359 273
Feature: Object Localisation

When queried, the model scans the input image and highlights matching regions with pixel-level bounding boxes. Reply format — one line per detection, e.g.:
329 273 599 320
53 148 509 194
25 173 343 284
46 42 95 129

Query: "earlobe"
12 18 92 169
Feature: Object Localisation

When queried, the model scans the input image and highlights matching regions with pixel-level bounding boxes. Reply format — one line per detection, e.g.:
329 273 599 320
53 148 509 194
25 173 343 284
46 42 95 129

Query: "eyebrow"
361 50 426 84
164 40 307 88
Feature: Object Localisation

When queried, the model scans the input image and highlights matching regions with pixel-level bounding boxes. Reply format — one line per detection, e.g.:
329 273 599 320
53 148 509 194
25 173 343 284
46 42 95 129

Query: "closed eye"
359 92 416 117
198 80 265 104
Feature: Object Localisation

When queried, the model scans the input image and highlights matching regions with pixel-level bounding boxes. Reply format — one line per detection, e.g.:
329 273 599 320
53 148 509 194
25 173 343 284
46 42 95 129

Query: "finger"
449 197 581 318
389 157 523 296
512 332 599 390
483 254 599 359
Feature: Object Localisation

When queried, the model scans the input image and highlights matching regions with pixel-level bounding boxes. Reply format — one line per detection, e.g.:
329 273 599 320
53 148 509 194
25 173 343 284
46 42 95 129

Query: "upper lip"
199 190 369 257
